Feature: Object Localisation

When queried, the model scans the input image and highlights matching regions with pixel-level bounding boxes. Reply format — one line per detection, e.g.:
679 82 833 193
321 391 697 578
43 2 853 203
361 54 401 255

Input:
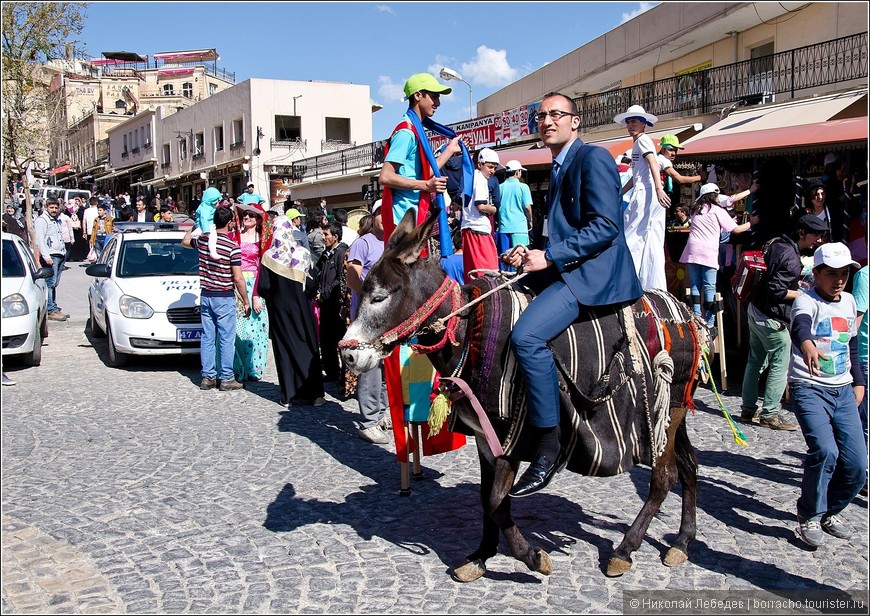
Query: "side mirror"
85 263 110 278
33 266 53 280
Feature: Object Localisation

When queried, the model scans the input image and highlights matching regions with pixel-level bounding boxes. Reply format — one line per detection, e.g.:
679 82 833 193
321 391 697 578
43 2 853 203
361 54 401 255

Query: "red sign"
427 116 497 150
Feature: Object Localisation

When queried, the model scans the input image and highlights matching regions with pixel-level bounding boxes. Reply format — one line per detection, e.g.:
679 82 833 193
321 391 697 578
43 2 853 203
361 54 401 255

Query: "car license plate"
177 329 203 341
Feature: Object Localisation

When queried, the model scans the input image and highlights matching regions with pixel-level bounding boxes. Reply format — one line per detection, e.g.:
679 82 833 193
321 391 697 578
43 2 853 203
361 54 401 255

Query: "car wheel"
40 311 49 339
105 320 127 368
88 302 105 338
23 321 42 367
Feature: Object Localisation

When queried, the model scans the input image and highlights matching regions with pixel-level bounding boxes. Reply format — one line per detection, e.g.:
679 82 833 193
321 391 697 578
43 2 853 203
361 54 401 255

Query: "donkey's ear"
390 206 440 265
387 207 418 251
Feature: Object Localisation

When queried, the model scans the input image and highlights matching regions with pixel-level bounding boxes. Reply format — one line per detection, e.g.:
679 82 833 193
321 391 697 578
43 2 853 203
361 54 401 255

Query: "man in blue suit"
503 92 643 497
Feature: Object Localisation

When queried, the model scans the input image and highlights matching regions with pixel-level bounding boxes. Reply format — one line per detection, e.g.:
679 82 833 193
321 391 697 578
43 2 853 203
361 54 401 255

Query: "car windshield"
2 239 25 278
118 238 199 277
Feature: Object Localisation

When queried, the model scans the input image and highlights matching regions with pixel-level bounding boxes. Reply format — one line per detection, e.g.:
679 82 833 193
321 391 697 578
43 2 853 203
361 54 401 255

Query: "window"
748 41 775 100
163 83 174 96
179 139 187 160
193 132 204 158
275 115 301 141
231 118 244 148
214 125 224 151
182 82 193 98
122 135 128 152
114 99 126 110
209 83 218 96
162 144 171 167
325 117 350 144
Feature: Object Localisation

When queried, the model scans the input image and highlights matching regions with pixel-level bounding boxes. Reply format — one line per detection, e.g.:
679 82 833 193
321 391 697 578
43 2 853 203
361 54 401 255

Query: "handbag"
86 246 97 263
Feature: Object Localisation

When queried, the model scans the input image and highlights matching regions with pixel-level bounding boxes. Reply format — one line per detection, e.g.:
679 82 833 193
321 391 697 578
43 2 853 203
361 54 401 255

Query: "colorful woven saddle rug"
448 274 702 477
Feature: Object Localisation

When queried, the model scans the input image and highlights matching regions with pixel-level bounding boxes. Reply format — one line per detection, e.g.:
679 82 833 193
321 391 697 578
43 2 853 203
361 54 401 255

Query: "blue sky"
81 2 657 141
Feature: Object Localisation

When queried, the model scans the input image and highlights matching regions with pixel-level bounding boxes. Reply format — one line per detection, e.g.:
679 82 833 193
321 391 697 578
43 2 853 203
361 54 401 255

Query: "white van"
22 185 92 207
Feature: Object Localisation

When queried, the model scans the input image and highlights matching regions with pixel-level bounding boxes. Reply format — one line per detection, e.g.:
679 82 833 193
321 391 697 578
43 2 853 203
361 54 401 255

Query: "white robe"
623 134 667 291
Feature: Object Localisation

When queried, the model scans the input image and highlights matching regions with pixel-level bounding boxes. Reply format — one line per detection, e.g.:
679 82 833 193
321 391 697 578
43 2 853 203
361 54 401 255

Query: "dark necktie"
546 161 560 206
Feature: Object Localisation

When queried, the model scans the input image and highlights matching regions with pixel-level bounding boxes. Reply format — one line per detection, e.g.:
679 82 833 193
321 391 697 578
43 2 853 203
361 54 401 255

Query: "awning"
95 160 155 181
100 51 148 64
682 117 868 157
49 163 73 175
588 123 704 159
157 67 195 78
682 89 867 157
154 49 218 64
492 143 552 168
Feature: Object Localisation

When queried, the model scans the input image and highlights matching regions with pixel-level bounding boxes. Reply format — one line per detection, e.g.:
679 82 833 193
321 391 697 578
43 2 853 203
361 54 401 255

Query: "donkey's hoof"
452 559 486 583
535 549 553 576
605 556 632 577
663 547 688 567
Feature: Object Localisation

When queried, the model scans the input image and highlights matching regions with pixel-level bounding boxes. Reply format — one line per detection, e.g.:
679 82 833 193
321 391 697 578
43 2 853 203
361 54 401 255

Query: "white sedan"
2 232 51 366
86 224 202 367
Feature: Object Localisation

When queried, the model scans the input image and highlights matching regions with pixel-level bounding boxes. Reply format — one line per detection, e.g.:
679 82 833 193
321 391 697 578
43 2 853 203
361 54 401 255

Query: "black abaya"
258 265 325 405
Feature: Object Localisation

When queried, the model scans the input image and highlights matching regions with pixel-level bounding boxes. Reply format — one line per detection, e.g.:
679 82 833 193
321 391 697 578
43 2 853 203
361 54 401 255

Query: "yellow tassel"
428 390 452 436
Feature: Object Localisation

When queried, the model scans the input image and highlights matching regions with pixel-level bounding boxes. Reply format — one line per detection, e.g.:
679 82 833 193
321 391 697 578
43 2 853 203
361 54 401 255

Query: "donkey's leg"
493 458 554 577
606 407 684 577
453 447 505 583
664 418 697 567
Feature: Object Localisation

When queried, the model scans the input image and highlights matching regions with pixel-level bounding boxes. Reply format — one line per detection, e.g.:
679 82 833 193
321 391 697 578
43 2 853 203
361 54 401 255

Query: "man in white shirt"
461 147 500 282
82 197 99 244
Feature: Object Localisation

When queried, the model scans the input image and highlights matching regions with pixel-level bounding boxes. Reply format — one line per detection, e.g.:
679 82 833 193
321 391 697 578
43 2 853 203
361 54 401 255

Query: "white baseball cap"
477 148 500 165
505 159 526 173
695 183 720 202
813 242 859 269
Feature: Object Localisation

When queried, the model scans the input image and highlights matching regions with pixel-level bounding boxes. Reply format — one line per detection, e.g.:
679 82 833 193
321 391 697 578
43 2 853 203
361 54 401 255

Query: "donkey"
341 208 704 582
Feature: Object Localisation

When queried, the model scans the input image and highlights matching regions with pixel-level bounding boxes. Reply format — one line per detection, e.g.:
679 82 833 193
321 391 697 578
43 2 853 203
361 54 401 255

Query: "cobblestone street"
1 268 867 614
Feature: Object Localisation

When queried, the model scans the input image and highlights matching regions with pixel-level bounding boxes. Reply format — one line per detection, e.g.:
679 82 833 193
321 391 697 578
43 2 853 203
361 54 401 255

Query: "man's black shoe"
510 452 567 498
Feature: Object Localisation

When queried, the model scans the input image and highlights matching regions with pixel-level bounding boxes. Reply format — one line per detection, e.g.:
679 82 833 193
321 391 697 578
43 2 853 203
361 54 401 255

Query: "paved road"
2 265 867 614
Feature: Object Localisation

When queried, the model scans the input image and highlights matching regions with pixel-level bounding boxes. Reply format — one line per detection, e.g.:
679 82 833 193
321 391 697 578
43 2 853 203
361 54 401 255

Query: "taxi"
86 222 202 367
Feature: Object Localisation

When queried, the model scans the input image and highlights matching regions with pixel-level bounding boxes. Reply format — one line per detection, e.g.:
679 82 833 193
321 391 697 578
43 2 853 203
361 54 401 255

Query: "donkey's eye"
370 293 388 304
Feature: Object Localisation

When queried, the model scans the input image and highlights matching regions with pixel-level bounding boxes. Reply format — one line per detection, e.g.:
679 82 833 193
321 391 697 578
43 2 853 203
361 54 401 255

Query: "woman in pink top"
680 183 751 327
231 202 270 381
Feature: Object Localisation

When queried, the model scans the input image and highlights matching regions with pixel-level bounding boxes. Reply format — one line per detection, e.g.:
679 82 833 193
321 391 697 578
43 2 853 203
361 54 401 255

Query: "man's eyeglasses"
535 110 577 123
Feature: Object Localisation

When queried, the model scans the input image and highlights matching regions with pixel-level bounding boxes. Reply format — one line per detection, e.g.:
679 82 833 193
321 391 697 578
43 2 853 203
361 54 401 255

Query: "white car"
86 223 202 367
2 232 51 366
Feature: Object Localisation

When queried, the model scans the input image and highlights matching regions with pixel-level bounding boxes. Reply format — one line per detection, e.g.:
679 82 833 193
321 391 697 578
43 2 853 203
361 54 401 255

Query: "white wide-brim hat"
614 105 658 126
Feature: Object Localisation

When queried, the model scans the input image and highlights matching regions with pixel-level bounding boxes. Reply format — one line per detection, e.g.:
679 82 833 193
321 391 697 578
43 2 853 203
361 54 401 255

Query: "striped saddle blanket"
452 274 702 475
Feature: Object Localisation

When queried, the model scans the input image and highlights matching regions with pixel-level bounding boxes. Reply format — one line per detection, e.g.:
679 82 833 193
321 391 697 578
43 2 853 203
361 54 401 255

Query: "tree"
1 2 87 253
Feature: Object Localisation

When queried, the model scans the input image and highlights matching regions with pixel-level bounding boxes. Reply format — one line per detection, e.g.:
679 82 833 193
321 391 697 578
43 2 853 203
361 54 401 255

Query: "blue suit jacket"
535 139 643 307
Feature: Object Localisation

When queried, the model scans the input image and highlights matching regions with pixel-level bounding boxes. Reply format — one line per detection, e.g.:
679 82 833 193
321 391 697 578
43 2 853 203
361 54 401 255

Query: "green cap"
285 208 303 220
659 134 684 150
403 73 452 99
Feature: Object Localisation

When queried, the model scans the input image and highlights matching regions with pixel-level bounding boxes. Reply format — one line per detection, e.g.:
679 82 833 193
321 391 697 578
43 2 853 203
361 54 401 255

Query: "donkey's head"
341 207 446 373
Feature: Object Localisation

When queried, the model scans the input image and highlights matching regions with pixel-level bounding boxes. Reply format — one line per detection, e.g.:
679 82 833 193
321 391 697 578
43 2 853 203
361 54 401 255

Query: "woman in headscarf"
258 216 325 407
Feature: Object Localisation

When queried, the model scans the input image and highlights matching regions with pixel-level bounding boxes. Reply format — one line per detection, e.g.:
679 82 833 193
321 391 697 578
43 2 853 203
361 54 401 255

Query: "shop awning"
683 117 868 157
682 89 867 157
49 163 73 175
491 143 552 168
95 160 155 181
588 123 704 159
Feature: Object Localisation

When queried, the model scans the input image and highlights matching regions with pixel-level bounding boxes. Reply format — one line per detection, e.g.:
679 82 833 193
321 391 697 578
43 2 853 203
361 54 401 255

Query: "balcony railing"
290 32 867 182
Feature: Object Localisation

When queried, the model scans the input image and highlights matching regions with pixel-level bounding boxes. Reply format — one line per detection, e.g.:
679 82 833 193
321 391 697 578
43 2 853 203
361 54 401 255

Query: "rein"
339 270 528 355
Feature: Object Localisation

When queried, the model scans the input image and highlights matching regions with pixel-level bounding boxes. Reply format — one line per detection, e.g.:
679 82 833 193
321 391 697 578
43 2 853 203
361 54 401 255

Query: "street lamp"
439 67 473 118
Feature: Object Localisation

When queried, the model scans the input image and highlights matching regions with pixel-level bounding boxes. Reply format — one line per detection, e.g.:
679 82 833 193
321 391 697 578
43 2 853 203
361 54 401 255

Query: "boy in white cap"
461 147 501 281
498 159 534 269
614 104 671 291
788 242 866 547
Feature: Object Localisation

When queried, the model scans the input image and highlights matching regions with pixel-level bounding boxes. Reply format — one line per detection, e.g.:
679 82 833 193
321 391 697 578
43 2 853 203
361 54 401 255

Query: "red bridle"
338 276 463 355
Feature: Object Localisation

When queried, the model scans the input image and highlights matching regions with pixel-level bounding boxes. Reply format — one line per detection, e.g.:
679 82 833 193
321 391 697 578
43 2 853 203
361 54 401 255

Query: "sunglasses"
242 212 258 218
